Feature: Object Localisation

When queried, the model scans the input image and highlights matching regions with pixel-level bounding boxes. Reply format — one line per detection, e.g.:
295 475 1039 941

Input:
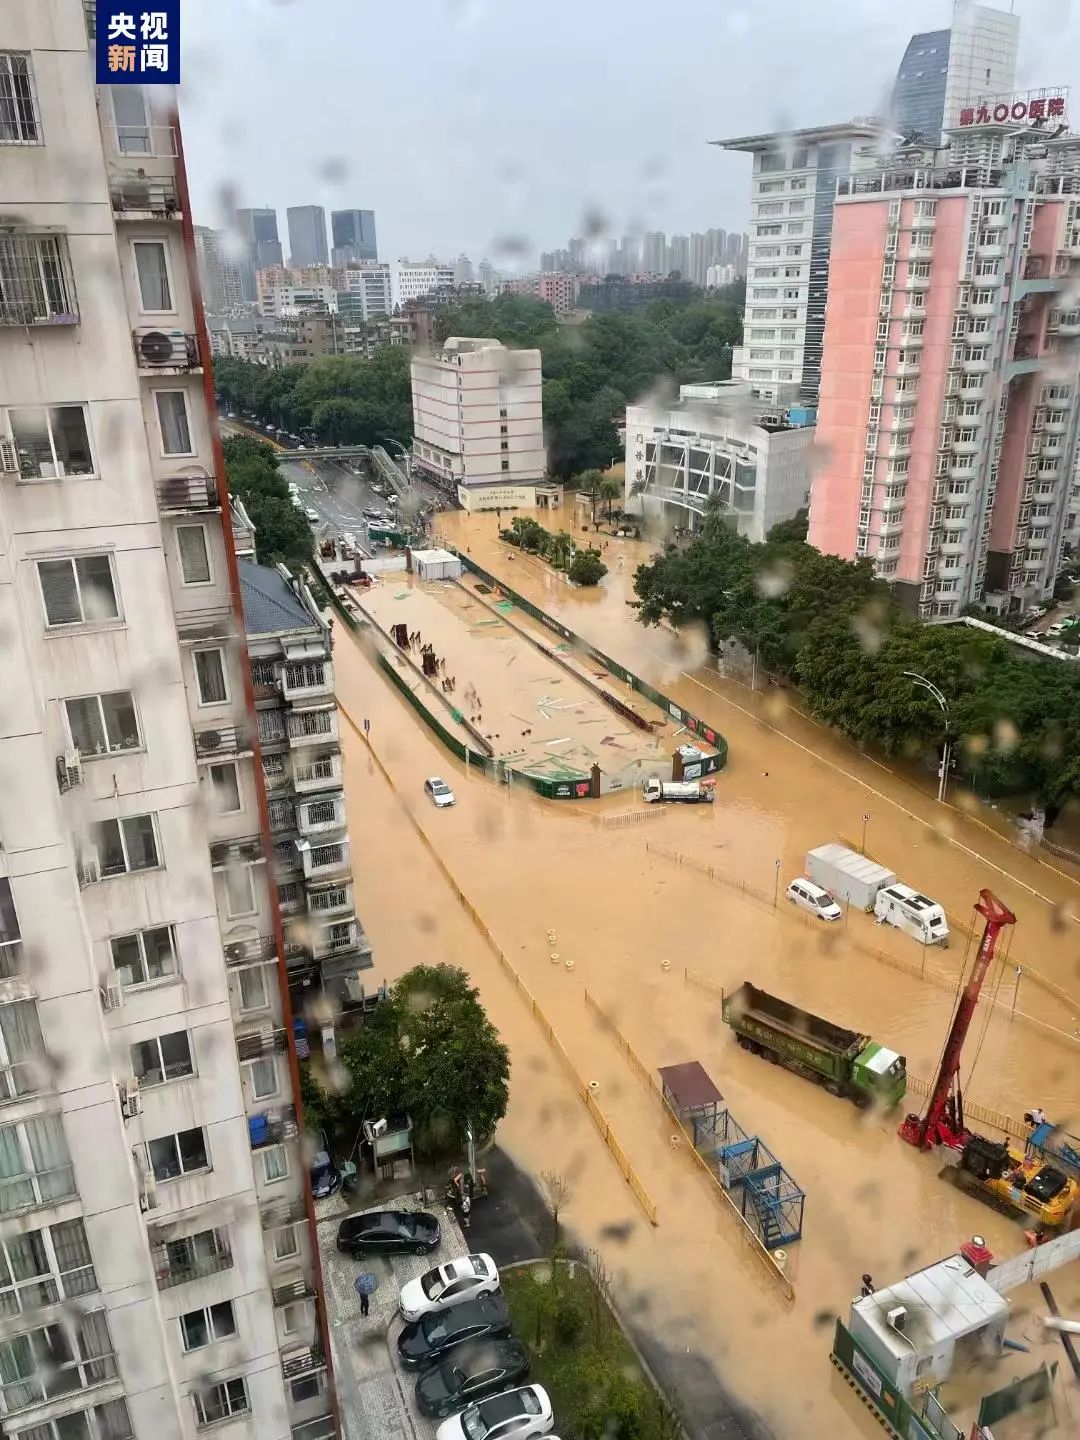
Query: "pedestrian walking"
360 1290 370 1317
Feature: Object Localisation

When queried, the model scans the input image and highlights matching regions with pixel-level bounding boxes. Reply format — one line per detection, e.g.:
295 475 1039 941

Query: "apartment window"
284 661 325 691
261 1146 288 1184
111 926 177 989
6 405 93 479
193 1378 249 1429
282 1301 305 1336
0 1220 96 1320
910 230 933 250
224 864 257 919
133 241 172 312
273 1224 299 1261
37 554 119 628
961 374 984 390
247 1058 277 1101
500 459 509 472
779 328 797 341
784 266 801 279
971 288 995 306
194 648 227 706
937 580 957 593
758 180 785 193
237 965 268 1012
131 1031 193 1087
0 233 77 325
910 262 931 279
752 329 776 341
177 524 211 584
93 815 160 879
757 202 783 216
0 1115 75 1214
785 246 803 257
752 287 778 299
0 53 40 145
783 288 799 300
781 307 798 320
904 320 924 338
209 762 241 815
785 222 804 235
0 1001 44 1105
147 1126 209 1183
251 658 277 690
975 260 1000 278
756 247 781 258
154 391 193 455
756 224 781 237
755 268 779 281
180 1301 236 1353
258 709 287 746
968 318 990 335
787 201 805 215
0 1312 117 1413
965 348 987 362
291 1377 321 1404
64 692 141 758
913 200 936 218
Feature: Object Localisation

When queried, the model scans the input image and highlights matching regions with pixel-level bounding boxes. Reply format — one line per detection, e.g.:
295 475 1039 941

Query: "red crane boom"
899 887 1016 1150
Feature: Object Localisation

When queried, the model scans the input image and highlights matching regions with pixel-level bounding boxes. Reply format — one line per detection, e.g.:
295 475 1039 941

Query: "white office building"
339 263 392 320
0 5 333 1438
713 118 888 406
258 285 338 320
390 260 455 309
410 338 546 508
623 381 813 542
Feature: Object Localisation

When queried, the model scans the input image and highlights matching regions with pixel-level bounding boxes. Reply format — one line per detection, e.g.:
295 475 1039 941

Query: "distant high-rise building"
669 235 690 278
568 236 586 269
539 251 556 272
286 205 329 267
235 207 282 299
479 259 499 294
891 1 1019 143
705 228 727 267
688 232 707 286
642 231 666 274
454 254 475 286
331 208 378 263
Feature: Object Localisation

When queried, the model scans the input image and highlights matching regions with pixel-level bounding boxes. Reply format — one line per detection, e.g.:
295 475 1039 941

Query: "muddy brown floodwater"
329 508 1080 1440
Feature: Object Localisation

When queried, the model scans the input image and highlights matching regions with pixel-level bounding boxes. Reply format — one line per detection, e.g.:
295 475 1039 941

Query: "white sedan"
435 1385 553 1440
399 1253 498 1323
424 777 456 808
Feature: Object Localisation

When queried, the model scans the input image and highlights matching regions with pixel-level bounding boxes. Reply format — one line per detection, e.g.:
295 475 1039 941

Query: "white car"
400 1253 498 1322
424 777 456 808
305 507 319 523
786 877 842 921
435 1385 553 1440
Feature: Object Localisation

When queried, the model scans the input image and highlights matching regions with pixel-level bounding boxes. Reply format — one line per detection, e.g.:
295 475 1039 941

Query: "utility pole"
903 670 951 803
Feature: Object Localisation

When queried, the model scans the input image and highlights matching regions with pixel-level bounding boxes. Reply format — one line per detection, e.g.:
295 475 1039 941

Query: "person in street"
359 1289 369 1317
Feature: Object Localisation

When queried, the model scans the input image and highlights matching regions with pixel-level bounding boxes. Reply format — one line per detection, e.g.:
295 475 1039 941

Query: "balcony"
236 1024 288 1062
249 1104 298 1150
281 660 333 703
105 124 178 160
151 1231 232 1290
883 412 915 432
879 439 911 460
900 302 926 320
258 714 289 753
1043 417 1068 434
132 328 200 374
282 1346 326 1384
0 234 79 327
109 168 180 220
968 300 999 317
948 463 976 480
261 1194 307 1231
962 355 992 373
268 798 297 837
878 517 905 536
296 796 346 838
287 708 339 748
156 474 218 514
292 1419 336 1440
293 753 343 794
224 936 277 969
951 437 980 456
298 838 350 882
194 723 252 763
210 836 263 870
899 331 925 349
892 359 921 378
1056 317 1080 337
174 604 234 644
975 240 1006 260
307 881 354 918
274 1275 317 1307
277 881 305 915
878 494 907 514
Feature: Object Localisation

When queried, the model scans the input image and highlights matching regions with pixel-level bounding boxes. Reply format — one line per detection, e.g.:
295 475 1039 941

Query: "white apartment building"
713 118 888 406
623 381 813 543
390 260 454 310
258 285 338 321
0 7 333 1440
339 263 392 321
410 338 546 509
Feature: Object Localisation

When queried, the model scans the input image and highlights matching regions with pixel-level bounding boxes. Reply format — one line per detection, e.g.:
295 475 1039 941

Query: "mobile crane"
899 888 1079 1231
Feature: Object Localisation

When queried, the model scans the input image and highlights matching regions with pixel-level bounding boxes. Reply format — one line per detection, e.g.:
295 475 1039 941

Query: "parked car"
425 777 456 808
416 1338 530 1418
397 1294 512 1370
400 1254 499 1322
309 1133 340 1199
305 507 319 523
434 1385 553 1440
785 876 842 921
337 1210 441 1258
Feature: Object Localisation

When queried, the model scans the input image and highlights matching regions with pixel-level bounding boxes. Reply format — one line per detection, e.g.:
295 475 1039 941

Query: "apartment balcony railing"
296 797 346 838
291 1416 336 1440
174 604 234 645
898 273 931 291
307 882 353 918
273 840 302 877
133 328 199 373
286 709 339 748
1056 317 1080 337
151 1235 233 1290
311 922 361 960
109 168 180 219
299 839 350 881
156 474 218 514
261 1195 308 1231
105 124 178 160
273 1275 317 1307
236 1024 288 1062
249 1105 298 1150
892 359 921 377
1042 417 1069 433
0 234 79 327
281 1346 326 1383
210 836 263 870
281 661 333 703
292 753 343 794
968 300 999 317
224 936 277 969
268 799 297 836
194 724 252 763
277 881 305 914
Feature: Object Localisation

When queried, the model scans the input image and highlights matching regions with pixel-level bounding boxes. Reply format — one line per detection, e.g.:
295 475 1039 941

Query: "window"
284 661 325 690
193 1378 249 1429
282 1301 305 1336
194 648 227 706
785 245 803 256
111 926 177 989
154 391 192 455
261 1146 288 1184
209 763 241 815
37 554 119 628
177 524 211 585
224 864 257 919
291 1376 321 1404
0 1000 44 1104
248 1058 276 1100
0 1311 117 1412
6 405 93 479
0 1115 76 1214
147 1127 208 1182
785 222 804 234
752 287 778 299
92 815 160 879
757 201 783 216
910 230 933 250
64 692 141 758
273 1224 299 1261
0 233 77 325
133 241 172 312
159 1228 230 1288
180 1301 236 1352
781 307 798 320
0 53 40 144
787 200 805 214
237 966 268 1012
0 1220 96 1319
131 1031 193 1087
756 224 781 237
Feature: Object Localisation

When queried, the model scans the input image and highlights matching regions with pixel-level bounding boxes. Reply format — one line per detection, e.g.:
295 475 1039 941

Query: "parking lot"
315 1190 468 1440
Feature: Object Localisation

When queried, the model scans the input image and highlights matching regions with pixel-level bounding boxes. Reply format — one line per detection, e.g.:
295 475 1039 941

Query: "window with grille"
0 53 40 144
284 661 325 690
305 800 337 827
309 843 344 869
290 710 333 738
0 234 77 325
310 885 348 911
269 798 295 832
251 658 277 689
258 710 287 744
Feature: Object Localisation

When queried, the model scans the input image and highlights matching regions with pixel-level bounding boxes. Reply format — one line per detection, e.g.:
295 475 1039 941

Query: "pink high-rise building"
810 114 1080 619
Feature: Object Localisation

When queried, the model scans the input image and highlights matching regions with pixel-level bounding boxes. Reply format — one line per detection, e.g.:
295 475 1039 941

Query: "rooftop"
239 560 317 636
658 1061 724 1113
853 1254 1008 1362
712 117 889 152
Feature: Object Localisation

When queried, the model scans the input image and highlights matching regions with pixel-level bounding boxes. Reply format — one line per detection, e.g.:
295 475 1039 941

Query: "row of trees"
632 508 1080 816
500 515 608 585
221 434 313 572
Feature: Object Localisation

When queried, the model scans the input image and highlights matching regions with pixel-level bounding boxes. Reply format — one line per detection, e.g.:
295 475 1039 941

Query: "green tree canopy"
221 435 313 571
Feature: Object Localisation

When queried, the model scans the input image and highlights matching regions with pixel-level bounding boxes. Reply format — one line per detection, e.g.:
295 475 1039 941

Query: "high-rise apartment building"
194 226 248 314
688 232 707 286
0 6 335 1439
668 235 690 278
339 262 393 320
286 207 329 269
642 231 667 274
236 208 284 300
810 117 1080 619
330 209 377 264
390 260 456 308
715 118 887 404
892 2 1020 143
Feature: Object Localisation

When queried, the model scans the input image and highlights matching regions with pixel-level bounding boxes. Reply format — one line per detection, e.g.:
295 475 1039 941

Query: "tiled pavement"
315 1191 467 1440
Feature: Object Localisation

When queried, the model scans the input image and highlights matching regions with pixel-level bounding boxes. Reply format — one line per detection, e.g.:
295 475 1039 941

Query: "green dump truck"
722 982 907 1109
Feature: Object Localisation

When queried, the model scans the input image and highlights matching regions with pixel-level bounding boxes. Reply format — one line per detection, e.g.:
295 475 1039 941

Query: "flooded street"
328 510 1080 1440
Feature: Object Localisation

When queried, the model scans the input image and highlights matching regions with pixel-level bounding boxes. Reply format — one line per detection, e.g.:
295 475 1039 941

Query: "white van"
873 883 949 947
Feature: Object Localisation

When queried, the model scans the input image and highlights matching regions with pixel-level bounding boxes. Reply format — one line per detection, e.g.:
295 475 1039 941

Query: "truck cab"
850 1043 907 1108
873 884 949 947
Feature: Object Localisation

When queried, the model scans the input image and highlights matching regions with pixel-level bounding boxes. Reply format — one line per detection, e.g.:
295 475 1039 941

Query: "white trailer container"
412 548 463 582
805 843 896 912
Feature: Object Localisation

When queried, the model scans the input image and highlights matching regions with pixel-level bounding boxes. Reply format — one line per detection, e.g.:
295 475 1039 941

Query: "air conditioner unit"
196 729 222 754
0 437 19 473
120 1076 142 1118
99 968 125 1011
56 749 82 794
140 1171 159 1212
78 850 101 888
136 328 186 366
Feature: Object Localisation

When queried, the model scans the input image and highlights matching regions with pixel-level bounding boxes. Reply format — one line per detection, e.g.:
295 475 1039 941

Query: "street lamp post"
773 858 782 908
903 671 951 804
861 811 870 854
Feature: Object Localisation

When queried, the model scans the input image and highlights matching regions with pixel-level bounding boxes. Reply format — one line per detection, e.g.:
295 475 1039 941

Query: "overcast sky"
179 0 1077 267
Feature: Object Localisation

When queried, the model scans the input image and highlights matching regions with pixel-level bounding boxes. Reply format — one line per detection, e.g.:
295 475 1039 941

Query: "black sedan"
336 1209 440 1258
397 1294 511 1369
416 1338 529 1419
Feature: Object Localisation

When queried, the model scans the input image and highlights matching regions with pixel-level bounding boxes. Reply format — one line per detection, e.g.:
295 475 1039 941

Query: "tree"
598 474 622 522
575 469 604 523
548 530 575 570
568 549 607 586
221 435 313 571
539 1170 573 1244
767 508 809 544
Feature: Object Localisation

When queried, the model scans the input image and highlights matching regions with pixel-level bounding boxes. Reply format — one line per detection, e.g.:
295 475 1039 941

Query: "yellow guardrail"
683 968 726 1004
582 989 794 1304
338 701 658 1227
594 808 670 830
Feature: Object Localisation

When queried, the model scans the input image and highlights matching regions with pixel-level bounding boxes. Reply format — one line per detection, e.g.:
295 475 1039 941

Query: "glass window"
177 525 211 584
224 865 257 918
180 1300 236 1351
194 648 227 704
209 763 241 814
261 1146 288 1184
273 1224 299 1260
155 391 192 454
237 966 267 1011
147 1127 208 1182
0 52 41 144
133 241 172 311
37 555 118 627
248 1057 276 1100
130 1030 193 1086
291 1376 320 1404
64 692 140 757
111 926 176 988
7 405 93 479
193 1378 248 1428
93 815 159 877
